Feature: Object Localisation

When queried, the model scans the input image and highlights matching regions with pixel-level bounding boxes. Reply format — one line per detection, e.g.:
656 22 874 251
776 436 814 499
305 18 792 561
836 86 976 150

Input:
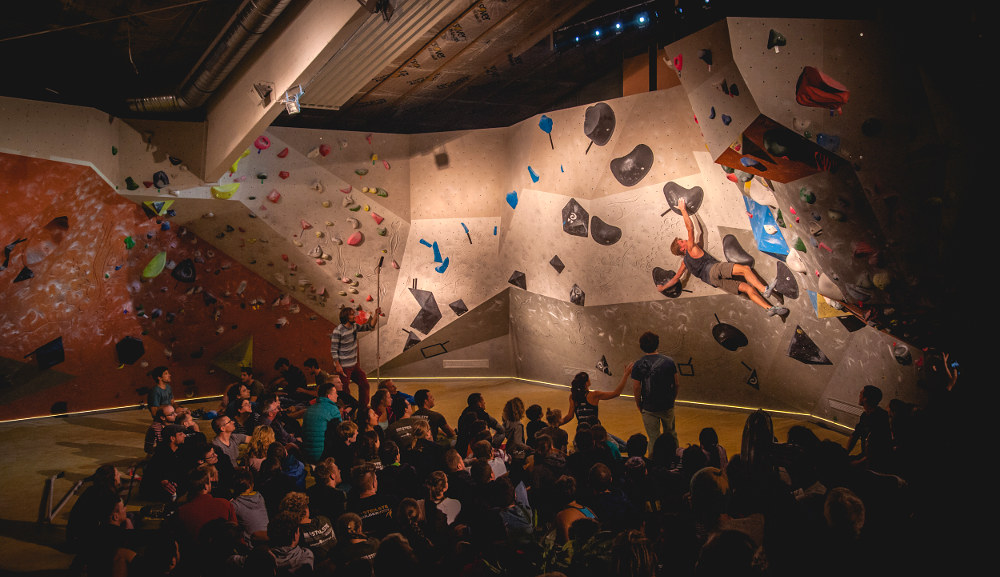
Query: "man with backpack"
630 332 680 447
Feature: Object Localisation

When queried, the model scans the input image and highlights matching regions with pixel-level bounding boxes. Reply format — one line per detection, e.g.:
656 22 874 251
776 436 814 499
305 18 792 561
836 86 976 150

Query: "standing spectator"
330 306 381 408
146 366 173 417
302 382 342 463
630 332 680 447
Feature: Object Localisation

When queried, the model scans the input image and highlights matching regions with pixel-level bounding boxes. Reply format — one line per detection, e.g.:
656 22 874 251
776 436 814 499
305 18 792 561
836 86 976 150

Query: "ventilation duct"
126 0 294 113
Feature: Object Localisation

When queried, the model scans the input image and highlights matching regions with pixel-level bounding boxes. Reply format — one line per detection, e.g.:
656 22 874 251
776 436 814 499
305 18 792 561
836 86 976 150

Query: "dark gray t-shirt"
631 354 678 411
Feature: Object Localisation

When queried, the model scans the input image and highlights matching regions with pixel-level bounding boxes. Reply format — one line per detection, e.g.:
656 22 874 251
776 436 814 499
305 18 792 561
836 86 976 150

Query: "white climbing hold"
347 217 359 229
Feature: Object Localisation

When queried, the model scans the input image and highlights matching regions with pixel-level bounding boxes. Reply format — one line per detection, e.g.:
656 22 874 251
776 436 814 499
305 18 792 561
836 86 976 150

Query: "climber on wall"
658 199 789 318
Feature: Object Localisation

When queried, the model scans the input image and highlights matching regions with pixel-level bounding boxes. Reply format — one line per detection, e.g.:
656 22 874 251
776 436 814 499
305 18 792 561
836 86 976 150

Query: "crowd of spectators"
67 348 964 577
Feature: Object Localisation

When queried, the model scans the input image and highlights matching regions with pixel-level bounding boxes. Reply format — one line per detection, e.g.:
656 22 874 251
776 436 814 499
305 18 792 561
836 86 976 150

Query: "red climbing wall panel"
0 152 339 420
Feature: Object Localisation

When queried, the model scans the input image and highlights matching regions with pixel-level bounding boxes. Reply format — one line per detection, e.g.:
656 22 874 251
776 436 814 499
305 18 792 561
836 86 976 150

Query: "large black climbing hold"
409 288 443 334
767 29 786 50
590 216 622 245
712 314 748 351
570 284 585 306
14 266 34 282
723 234 754 266
741 134 775 164
773 261 798 299
610 144 653 187
1 238 27 271
596 355 612 376
116 336 145 365
33 337 65 369
583 102 616 147
403 330 422 351
662 182 705 215
861 118 883 137
153 171 169 188
51 401 69 415
562 199 589 237
171 259 197 283
787 326 832 365
508 270 527 291
550 255 565 274
652 267 682 298
449 299 468 316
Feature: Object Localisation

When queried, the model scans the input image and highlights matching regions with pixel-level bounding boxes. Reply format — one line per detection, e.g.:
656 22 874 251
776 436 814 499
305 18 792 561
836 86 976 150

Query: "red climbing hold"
279 171 290 179
366 295 373 302
319 144 331 157
372 213 384 225
347 231 363 246
340 186 352 194
726 174 738 183
143 181 154 188
277 147 289 158
268 190 281 203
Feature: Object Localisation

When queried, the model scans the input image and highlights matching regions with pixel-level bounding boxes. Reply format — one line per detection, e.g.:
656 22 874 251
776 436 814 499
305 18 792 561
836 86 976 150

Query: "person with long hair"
245 425 275 471
560 364 633 431
501 397 529 455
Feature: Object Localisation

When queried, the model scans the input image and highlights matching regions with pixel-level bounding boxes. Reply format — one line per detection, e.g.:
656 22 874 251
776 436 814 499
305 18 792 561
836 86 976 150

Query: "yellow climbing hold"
230 148 251 174
211 183 241 199
364 205 370 211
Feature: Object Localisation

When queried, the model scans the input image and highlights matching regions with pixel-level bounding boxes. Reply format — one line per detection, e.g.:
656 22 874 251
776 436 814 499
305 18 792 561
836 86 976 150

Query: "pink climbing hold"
340 186 352 194
315 259 325 265
300 220 313 230
788 207 797 215
268 190 281 202
366 134 372 146
254 135 271 151
347 231 363 246
392 260 399 269
319 144 331 157
673 54 683 72
726 174 738 183
383 160 390 170
372 213 384 224
279 171 290 179
819 242 833 253
277 147 289 158
281 254 289 261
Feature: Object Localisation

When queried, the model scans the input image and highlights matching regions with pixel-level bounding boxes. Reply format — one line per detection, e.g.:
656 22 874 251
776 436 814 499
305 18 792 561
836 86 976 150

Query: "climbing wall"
0 152 340 420
1 17 940 426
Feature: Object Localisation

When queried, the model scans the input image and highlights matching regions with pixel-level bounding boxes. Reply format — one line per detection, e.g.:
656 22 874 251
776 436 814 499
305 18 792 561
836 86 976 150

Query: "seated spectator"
699 427 728 471
246 424 275 471
273 357 316 407
402 420 446 481
354 430 383 471
308 458 347 523
456 393 501 457
140 424 187 501
420 470 461 526
305 357 359 418
386 395 421 449
334 512 379 567
370 389 393 429
175 466 237 544
259 443 302 517
553 475 598 544
267 512 316 575
228 397 254 435
583 462 637 534
212 414 249 468
325 420 360 478
280 492 337 563
144 405 177 455
522 404 542 441
71 492 134 577
528 435 566 521
378 440 419 499
66 464 124 552
471 439 507 480
443 448 474 506
501 397 530 455
230 467 269 543
395 498 442 568
302 382 342 463
412 389 456 444
374 532 419 577
490 476 533 545
348 463 395 539
537 408 570 453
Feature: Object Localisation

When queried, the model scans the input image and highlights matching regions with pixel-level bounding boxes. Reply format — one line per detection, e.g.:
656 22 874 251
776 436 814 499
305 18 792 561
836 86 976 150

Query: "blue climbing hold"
538 115 553 133
506 191 518 209
709 107 716 119
432 242 443 264
435 257 450 274
419 239 432 248
493 226 498 235
528 166 540 183
722 114 732 126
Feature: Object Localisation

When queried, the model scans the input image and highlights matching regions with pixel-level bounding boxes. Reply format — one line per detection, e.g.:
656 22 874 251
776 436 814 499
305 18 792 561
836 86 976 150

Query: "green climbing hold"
124 236 135 249
355 169 369 176
349 205 362 212
793 237 807 252
376 188 388 197
799 188 815 204
125 177 139 191
721 166 735 174
142 251 167 279
377 227 387 236
776 209 786 228
803 130 813 140
112 146 118 156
